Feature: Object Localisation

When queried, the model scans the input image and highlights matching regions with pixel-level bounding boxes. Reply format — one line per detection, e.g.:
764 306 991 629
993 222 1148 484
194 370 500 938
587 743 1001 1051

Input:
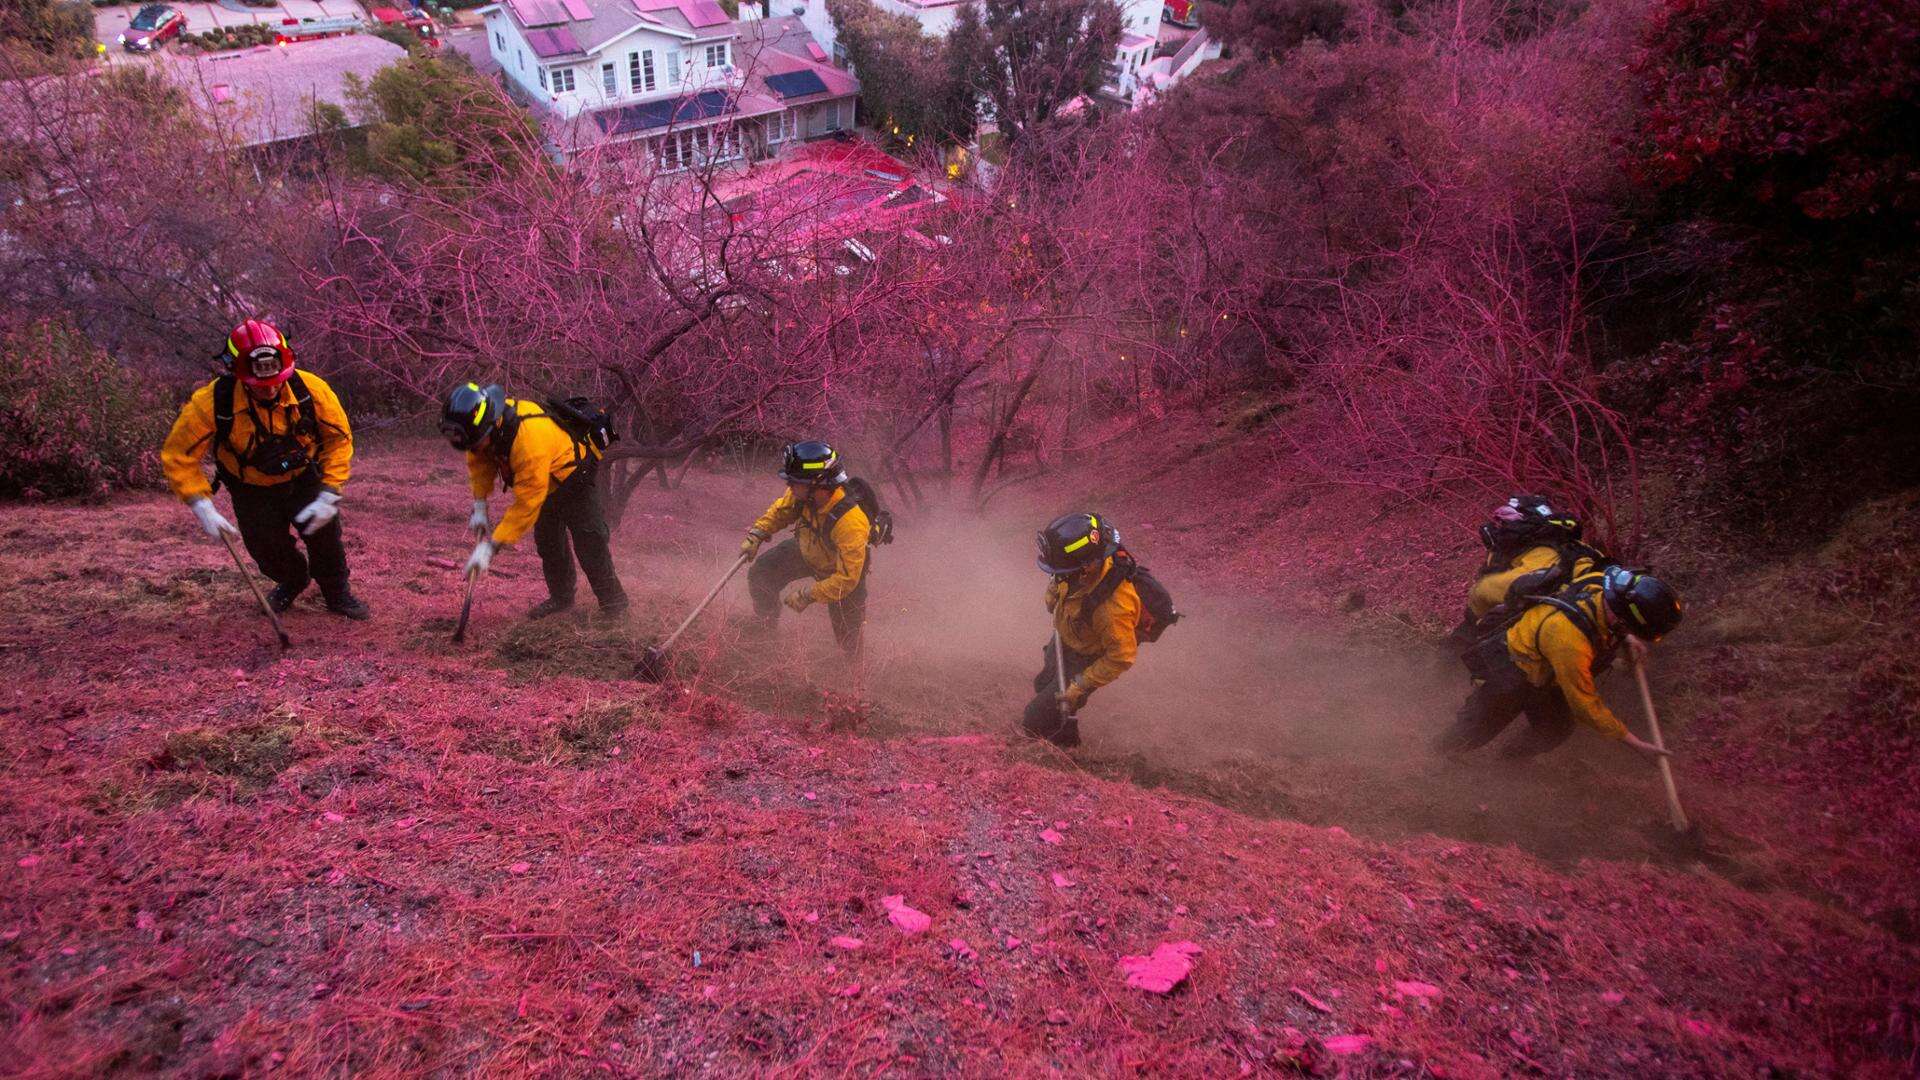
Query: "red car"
1162 0 1199 26
120 4 186 52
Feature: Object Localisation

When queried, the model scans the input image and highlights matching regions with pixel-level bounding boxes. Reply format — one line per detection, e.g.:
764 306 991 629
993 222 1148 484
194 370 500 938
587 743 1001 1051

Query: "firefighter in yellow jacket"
159 319 369 619
439 382 627 619
1438 566 1680 760
739 442 870 655
1024 512 1144 748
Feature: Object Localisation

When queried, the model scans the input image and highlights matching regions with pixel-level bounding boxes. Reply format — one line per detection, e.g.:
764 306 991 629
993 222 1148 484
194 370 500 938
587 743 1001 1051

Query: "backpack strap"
821 479 868 534
1075 552 1136 628
1532 585 1619 670
212 375 237 455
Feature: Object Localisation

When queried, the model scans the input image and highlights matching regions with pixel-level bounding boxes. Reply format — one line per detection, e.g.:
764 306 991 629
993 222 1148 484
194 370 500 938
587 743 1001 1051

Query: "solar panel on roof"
560 0 592 19
594 90 733 136
765 69 828 99
527 26 582 56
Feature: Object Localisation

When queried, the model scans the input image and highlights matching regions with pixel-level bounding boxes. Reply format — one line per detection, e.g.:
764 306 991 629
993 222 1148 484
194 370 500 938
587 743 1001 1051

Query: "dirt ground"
2 436 1916 1075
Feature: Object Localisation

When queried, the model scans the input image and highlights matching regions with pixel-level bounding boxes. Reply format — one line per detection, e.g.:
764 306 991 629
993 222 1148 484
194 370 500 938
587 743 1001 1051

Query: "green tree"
950 0 1121 147
343 55 542 190
826 0 973 147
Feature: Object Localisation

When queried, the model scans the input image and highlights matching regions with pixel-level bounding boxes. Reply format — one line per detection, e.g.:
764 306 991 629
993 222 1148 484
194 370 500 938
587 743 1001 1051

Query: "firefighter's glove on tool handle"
1056 683 1087 713
294 491 341 536
469 499 490 538
189 497 240 540
783 585 814 613
741 530 768 562
466 539 495 577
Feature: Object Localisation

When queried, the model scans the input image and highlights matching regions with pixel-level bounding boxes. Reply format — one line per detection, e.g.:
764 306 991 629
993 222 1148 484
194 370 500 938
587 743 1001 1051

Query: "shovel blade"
634 645 669 682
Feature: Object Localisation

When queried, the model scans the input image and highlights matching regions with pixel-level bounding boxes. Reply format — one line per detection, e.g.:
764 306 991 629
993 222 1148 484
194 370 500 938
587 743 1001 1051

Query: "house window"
550 66 576 92
602 62 617 95
766 109 797 144
630 49 656 93
666 49 681 83
538 67 548 89
494 30 504 51
704 42 728 69
656 125 741 172
518 49 526 71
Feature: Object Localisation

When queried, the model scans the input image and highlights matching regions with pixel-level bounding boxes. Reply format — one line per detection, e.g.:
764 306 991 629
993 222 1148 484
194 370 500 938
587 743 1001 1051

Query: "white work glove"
188 497 239 540
468 499 490 538
294 490 342 536
465 538 495 577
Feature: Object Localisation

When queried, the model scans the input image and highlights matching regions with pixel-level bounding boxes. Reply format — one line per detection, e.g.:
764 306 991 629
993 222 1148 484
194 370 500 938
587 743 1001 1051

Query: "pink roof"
807 41 826 61
635 0 729 28
560 0 592 17
506 0 569 26
1120 32 1154 50
162 37 409 147
757 47 857 99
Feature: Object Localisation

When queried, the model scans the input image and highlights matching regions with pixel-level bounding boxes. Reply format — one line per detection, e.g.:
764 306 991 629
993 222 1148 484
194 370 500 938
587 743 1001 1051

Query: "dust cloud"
608 471 1707 870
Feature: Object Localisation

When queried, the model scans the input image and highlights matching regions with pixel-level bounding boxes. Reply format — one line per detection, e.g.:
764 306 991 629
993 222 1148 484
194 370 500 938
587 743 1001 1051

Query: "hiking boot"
266 584 302 614
324 593 371 621
526 597 575 620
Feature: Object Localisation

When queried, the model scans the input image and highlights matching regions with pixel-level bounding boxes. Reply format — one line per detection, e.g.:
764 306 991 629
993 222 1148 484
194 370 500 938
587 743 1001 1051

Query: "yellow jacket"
1047 557 1142 693
1467 543 1606 619
751 487 870 603
160 373 353 501
467 400 594 546
1504 588 1628 740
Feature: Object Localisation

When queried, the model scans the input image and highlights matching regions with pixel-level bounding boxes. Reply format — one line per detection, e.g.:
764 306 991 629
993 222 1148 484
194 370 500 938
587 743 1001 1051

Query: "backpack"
1463 568 1617 678
542 396 619 453
822 475 895 546
1080 549 1180 643
209 372 322 491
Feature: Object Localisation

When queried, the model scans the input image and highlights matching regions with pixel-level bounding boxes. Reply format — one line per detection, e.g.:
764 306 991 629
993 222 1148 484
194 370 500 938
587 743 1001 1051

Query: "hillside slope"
1 444 1916 1076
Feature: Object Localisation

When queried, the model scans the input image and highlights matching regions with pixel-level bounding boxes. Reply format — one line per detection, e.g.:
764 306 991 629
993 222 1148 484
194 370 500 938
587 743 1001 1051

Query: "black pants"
747 537 867 655
228 473 349 602
1437 646 1576 759
534 468 627 610
1023 639 1097 742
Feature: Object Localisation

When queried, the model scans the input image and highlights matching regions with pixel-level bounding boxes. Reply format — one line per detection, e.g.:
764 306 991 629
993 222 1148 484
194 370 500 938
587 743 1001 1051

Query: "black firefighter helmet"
1037 512 1118 577
1601 566 1683 641
779 441 847 487
440 382 507 451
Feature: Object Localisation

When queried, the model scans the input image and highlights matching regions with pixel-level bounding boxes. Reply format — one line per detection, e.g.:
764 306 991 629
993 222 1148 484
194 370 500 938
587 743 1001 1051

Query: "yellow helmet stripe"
472 399 487 425
1062 535 1091 554
802 460 828 469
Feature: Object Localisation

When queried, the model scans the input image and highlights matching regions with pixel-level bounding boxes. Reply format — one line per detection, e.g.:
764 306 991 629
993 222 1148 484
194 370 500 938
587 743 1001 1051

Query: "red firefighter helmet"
227 319 295 388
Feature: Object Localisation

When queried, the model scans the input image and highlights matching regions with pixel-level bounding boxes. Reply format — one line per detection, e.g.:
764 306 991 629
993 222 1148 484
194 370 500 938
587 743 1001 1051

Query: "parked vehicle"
120 4 186 52
1162 0 1199 26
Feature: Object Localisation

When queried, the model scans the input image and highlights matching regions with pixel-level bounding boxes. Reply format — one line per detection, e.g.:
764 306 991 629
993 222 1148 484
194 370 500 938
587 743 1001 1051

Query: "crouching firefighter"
439 382 628 619
740 442 891 656
159 319 369 619
1025 513 1178 748
1446 494 1606 658
1437 565 1681 761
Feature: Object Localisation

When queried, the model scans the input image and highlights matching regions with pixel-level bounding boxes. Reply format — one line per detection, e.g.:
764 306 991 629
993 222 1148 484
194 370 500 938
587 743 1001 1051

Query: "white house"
480 0 858 166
